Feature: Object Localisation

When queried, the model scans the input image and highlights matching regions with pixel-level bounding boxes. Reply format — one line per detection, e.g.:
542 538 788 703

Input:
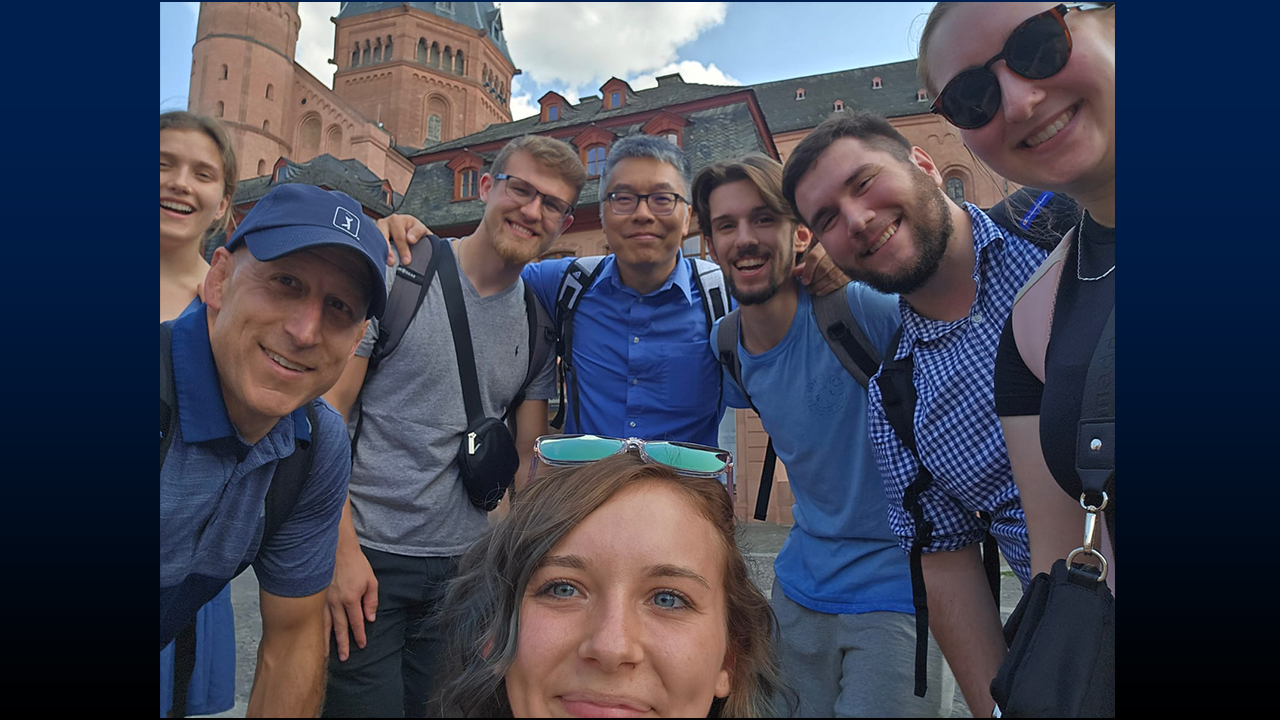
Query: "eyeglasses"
930 3 1109 130
604 191 688 217
494 173 574 221
531 434 735 500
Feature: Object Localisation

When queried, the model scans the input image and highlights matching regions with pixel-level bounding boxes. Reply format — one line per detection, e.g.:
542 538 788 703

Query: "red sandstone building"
186 2 1023 523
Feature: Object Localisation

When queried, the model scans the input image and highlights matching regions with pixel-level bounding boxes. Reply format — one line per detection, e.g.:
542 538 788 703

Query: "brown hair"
434 452 785 718
490 134 588 204
691 154 794 239
160 111 239 241
781 111 913 226
916 2 964 95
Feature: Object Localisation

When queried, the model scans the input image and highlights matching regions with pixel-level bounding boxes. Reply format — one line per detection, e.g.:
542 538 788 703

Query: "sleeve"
355 263 398 358
709 317 750 410
866 382 987 556
844 282 902 353
521 257 575 323
994 314 1045 417
252 401 351 598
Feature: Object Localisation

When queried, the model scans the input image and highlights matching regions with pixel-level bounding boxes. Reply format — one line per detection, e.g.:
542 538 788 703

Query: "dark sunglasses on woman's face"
930 3 1110 130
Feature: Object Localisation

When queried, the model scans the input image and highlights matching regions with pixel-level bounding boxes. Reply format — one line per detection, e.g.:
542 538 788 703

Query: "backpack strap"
505 281 556 437
367 236 441 373
812 286 881 388
262 403 319 544
689 257 730 326
713 309 777 521
551 256 608 430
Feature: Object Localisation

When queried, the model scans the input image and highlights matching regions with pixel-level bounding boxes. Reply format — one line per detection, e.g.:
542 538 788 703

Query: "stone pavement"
204 521 1021 718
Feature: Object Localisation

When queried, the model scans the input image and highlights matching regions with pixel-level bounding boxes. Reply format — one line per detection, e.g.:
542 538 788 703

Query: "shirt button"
637 297 644 304
633 336 640 343
972 312 984 324
629 421 636 428
632 378 639 385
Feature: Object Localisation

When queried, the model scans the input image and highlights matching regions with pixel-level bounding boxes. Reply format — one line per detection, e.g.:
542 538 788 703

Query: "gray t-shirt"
350 240 556 556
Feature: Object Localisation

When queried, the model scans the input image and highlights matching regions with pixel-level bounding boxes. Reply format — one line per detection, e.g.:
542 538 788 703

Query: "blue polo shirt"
523 252 726 447
160 303 350 650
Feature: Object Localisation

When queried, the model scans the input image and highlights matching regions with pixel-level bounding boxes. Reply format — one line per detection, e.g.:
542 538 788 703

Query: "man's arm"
512 399 549 493
323 355 369 423
324 496 378 662
376 214 431 267
248 588 329 717
920 544 1008 718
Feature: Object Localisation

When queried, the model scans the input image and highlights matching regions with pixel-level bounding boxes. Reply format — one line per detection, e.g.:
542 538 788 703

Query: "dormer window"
917 88 929 102
457 168 478 199
539 92 571 123
548 105 559 121
586 145 608 176
599 78 632 112
610 91 621 109
448 150 484 201
795 88 805 100
872 76 883 90
833 99 844 112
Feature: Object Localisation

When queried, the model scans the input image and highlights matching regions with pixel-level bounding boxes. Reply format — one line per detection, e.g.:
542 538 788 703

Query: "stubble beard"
833 171 953 296
727 250 791 306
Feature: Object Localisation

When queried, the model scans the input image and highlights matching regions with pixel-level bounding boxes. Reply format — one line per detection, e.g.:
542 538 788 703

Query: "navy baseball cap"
225 184 388 319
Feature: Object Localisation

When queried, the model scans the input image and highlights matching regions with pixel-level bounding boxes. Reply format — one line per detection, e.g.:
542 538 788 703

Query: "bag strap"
689 257 730 326
812 286 881 388
434 238 484 424
1076 307 1116 546
552 256 608 430
262 403 318 544
713 310 777 521
506 281 555 434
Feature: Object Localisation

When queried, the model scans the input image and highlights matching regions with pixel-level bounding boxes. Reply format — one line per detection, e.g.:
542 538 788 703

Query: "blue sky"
160 2 937 119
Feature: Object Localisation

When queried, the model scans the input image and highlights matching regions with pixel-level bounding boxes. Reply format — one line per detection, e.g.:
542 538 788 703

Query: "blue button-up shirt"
160 304 350 648
523 252 727 447
867 204 1049 588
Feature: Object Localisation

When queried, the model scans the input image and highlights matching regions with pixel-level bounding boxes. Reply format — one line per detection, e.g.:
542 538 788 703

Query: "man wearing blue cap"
160 184 389 716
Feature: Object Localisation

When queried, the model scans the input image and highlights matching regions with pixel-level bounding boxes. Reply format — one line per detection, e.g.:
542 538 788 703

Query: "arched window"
326 126 344 154
917 88 928 102
872 76 883 89
429 42 440 68
426 114 442 143
833 99 844 112
362 42 371 66
458 169 478 199
215 101 224 117
417 38 428 63
298 115 321 157
795 88 805 100
946 177 966 203
266 83 274 100
221 64 228 80
443 47 453 72
352 46 360 67
262 119 270 132
454 49 464 75
257 159 266 175
385 36 393 61
372 39 382 63
586 145 608 176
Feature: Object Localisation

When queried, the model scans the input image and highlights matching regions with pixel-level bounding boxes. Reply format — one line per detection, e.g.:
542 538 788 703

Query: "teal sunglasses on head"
531 434 736 501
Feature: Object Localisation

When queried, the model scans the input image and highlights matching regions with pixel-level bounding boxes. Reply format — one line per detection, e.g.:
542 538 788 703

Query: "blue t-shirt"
160 303 350 648
716 283 913 615
523 253 726 447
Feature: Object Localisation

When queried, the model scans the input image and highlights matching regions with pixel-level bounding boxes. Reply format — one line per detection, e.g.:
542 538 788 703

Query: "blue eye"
653 591 687 609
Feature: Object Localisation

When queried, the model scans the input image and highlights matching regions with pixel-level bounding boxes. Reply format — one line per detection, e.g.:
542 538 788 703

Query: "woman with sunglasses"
433 437 786 717
919 4 1116 583
159 110 239 717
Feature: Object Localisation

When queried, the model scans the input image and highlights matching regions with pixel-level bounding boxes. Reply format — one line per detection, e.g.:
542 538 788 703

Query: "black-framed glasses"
604 191 688 216
530 434 735 501
930 3 1110 130
494 173 574 221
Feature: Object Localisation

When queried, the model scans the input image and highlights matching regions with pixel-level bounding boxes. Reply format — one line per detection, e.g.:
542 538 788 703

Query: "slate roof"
336 2 513 64
395 100 768 228
234 154 400 216
405 75 744 157
750 59 932 134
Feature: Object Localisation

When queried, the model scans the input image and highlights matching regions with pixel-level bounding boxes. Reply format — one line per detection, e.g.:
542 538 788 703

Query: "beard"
485 213 547 265
726 248 792 306
833 170 953 296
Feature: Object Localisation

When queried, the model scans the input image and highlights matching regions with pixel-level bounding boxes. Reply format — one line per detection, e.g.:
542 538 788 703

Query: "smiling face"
925 2 1115 198
793 137 954 296
477 150 576 265
705 179 806 306
160 127 231 249
205 245 370 442
603 157 692 276
505 481 733 718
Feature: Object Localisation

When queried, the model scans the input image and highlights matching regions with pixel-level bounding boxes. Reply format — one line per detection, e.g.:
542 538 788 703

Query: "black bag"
434 238 522 511
990 308 1115 717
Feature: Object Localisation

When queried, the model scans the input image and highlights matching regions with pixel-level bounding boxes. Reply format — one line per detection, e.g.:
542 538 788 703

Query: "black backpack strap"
713 309 776 521
262 403 319 544
435 239 484 425
875 327 935 698
812 286 882 388
552 256 607 430
987 187 1080 252
161 323 177 467
505 282 555 436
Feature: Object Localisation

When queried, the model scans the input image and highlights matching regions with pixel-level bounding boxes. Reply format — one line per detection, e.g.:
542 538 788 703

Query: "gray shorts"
771 579 956 718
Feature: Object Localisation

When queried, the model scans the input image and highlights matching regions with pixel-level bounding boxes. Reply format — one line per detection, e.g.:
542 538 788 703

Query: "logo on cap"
334 207 361 239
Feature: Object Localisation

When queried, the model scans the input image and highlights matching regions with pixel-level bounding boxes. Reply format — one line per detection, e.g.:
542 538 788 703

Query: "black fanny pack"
435 239 522 511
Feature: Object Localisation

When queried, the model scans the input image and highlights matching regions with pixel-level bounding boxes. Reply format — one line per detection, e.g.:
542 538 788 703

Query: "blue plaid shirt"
867 204 1049 588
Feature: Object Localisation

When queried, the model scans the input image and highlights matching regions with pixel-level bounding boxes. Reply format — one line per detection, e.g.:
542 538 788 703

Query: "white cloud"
630 60 740 90
498 2 727 93
295 3 342 87
510 93 539 120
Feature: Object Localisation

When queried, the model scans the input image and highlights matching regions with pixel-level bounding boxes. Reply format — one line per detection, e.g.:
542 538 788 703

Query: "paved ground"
204 522 1020 718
